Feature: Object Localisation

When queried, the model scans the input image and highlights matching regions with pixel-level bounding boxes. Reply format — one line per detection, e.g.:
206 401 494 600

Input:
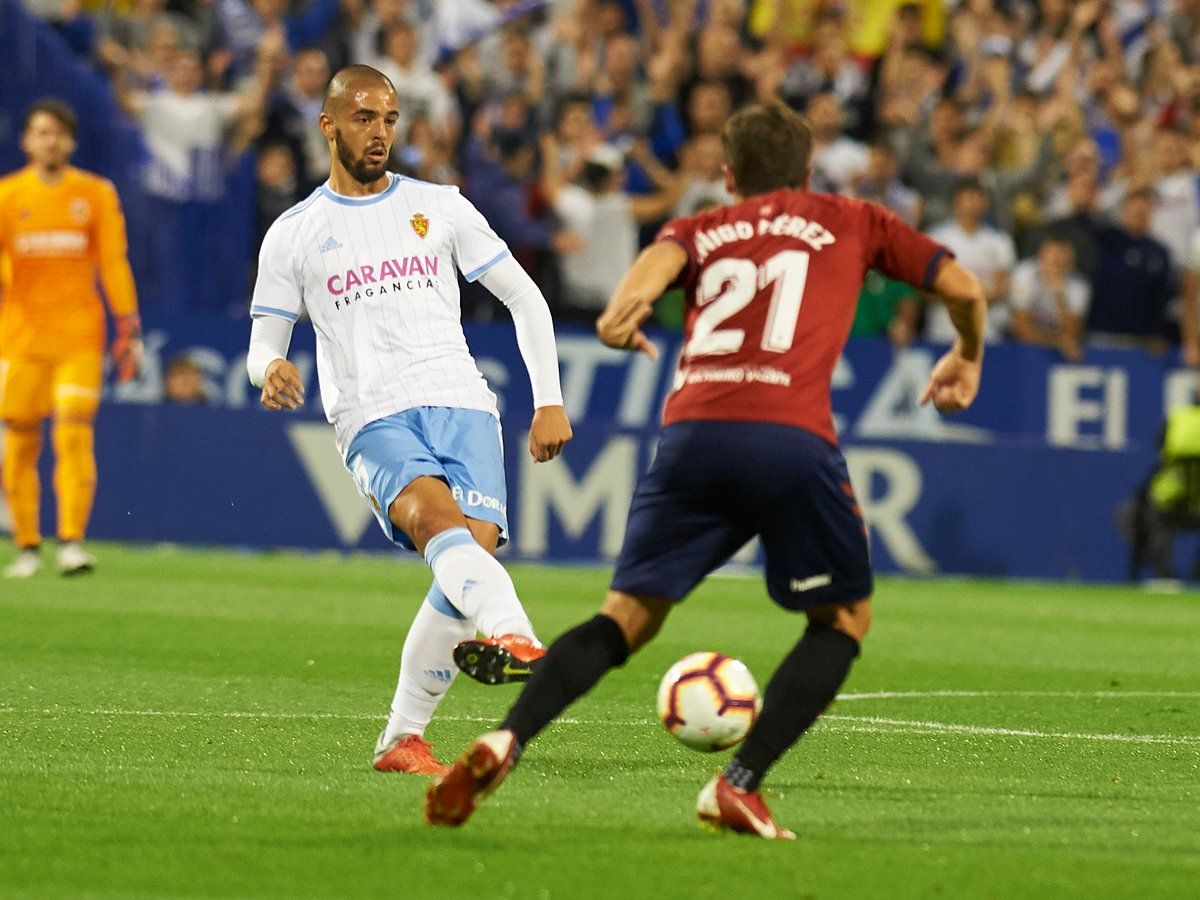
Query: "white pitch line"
822 714 1200 746
1 691 1198 746
837 690 1200 701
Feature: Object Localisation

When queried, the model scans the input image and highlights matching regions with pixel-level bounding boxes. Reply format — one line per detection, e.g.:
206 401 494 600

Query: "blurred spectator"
925 180 1016 343
672 133 733 218
96 0 205 75
1009 234 1089 362
214 0 340 80
807 92 868 195
163 354 209 405
850 142 921 226
1182 227 1200 366
684 80 733 137
118 40 279 202
779 13 870 135
1086 190 1173 352
851 270 920 346
263 48 331 192
344 0 430 68
117 35 282 309
1150 128 1200 274
540 137 682 319
374 22 458 139
256 142 300 242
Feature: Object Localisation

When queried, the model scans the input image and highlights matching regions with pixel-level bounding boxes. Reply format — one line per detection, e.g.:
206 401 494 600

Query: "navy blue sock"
725 624 860 791
501 614 630 747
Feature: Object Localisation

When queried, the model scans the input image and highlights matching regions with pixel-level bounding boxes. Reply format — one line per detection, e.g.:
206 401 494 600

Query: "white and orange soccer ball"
656 652 762 752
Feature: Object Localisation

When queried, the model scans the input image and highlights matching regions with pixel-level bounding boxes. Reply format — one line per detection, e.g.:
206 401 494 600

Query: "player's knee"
390 491 462 551
808 597 872 643
601 591 672 652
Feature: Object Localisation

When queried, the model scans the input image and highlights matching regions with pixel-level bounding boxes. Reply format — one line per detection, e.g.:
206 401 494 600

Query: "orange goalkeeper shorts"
0 353 104 424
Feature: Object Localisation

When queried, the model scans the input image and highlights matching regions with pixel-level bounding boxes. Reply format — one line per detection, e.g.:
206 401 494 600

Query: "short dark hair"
23 98 77 138
721 102 813 197
954 177 987 198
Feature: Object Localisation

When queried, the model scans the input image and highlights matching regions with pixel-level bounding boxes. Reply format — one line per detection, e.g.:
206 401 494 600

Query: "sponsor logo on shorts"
790 574 832 593
451 485 506 515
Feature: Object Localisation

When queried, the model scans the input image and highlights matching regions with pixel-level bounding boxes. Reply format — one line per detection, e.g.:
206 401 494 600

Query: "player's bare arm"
920 258 987 414
596 241 688 359
260 358 305 411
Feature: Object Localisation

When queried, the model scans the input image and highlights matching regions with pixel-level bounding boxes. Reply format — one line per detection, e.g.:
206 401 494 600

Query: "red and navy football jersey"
656 190 950 445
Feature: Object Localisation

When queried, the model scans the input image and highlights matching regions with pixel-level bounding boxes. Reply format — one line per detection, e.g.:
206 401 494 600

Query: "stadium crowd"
23 0 1200 359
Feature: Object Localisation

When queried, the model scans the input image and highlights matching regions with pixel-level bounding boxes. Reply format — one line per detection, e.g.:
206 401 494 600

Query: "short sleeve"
450 189 511 282
653 215 698 287
1008 260 1037 311
1065 276 1090 316
250 219 305 322
552 185 593 230
996 233 1017 270
864 203 953 289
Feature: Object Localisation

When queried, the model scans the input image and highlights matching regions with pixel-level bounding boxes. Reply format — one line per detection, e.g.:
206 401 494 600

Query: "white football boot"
4 548 42 579
57 541 96 576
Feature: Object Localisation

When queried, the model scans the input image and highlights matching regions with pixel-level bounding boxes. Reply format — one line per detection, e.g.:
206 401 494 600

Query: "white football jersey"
251 173 512 455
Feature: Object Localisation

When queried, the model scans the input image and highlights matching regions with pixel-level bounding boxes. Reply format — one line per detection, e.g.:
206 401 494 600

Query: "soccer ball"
656 652 761 752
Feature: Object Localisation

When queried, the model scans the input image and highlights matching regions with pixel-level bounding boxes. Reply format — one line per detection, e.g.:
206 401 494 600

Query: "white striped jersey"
250 173 512 455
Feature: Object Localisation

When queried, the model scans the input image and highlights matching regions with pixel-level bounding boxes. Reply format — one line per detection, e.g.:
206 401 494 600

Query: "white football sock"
382 584 474 744
424 526 538 641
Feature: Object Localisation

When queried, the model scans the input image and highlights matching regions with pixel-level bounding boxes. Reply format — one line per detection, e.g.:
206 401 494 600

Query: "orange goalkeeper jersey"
0 166 138 361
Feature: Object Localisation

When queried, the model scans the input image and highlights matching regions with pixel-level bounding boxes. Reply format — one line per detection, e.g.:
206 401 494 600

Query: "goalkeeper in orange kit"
0 99 142 577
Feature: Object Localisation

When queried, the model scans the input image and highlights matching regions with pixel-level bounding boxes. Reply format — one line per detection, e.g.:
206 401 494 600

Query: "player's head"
1120 187 1155 237
319 65 400 186
951 179 989 227
21 98 77 172
720 102 813 200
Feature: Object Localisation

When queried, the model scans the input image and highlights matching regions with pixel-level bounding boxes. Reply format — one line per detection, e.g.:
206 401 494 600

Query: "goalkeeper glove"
112 313 143 384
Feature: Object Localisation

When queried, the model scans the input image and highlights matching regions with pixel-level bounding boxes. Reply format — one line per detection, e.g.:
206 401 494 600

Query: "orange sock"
2 423 43 548
52 419 96 543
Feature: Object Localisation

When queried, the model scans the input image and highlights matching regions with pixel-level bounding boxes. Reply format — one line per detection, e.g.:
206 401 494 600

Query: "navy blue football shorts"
610 420 873 611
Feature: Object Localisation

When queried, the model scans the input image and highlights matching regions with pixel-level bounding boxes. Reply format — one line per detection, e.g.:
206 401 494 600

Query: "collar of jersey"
320 173 399 206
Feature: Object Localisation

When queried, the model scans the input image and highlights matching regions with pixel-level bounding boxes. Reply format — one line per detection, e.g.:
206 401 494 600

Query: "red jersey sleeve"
654 216 698 288
863 203 952 289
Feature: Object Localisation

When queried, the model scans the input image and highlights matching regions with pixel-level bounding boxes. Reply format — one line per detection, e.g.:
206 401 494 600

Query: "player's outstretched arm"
476 255 572 462
596 242 688 359
920 258 987 414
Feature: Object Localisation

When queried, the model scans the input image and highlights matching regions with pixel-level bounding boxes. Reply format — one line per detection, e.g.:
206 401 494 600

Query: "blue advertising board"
4 311 1195 582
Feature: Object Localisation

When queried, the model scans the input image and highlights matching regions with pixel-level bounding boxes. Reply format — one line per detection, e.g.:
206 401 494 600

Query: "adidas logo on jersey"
319 236 343 253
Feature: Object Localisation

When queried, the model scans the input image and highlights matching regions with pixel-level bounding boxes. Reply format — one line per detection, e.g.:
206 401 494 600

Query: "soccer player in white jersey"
246 66 573 776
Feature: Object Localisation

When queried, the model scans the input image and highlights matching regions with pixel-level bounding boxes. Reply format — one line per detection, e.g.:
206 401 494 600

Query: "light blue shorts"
345 407 508 550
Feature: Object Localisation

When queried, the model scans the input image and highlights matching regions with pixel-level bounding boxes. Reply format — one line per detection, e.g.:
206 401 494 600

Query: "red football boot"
696 775 796 840
372 732 450 776
425 730 518 827
453 635 546 685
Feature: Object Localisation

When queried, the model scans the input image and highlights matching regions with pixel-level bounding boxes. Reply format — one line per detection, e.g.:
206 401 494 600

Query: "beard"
334 129 389 184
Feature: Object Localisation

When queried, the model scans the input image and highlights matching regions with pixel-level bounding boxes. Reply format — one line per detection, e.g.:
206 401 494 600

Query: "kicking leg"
390 477 536 641
424 591 673 827
701 597 871 839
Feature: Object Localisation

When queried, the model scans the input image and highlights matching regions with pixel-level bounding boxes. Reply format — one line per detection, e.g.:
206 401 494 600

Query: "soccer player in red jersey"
426 103 987 837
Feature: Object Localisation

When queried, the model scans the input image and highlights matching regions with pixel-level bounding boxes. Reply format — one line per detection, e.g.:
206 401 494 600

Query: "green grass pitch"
1 544 1198 898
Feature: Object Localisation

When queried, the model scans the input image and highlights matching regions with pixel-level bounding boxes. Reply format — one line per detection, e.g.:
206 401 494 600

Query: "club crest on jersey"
69 198 90 223
410 212 429 238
